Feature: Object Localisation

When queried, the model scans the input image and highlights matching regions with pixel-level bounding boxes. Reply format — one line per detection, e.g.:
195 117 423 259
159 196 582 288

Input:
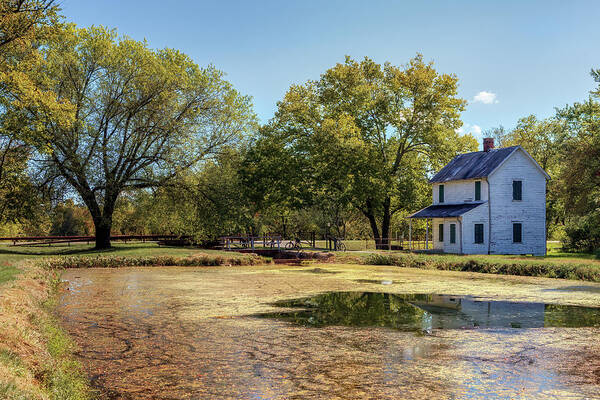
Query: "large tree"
249 55 476 247
37 26 254 248
0 0 72 145
556 98 600 252
0 0 72 223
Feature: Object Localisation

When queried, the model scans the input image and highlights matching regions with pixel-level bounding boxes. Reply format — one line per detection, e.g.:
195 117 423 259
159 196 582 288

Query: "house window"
474 223 484 244
438 224 444 242
450 224 456 244
475 181 481 201
513 180 522 201
439 185 445 203
513 223 522 243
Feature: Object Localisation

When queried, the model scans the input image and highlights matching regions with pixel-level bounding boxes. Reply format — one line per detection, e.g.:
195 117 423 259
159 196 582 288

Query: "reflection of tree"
544 304 600 328
267 292 431 331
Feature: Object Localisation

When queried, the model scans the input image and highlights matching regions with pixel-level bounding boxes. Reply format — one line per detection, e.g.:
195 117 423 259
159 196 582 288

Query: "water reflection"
258 292 600 331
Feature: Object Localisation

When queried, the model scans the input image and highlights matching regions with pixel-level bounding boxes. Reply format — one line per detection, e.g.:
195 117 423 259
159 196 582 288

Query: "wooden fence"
0 235 185 246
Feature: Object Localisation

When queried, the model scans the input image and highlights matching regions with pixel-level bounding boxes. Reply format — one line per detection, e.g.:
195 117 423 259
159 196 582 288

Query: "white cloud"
472 91 498 104
471 124 482 135
456 123 482 136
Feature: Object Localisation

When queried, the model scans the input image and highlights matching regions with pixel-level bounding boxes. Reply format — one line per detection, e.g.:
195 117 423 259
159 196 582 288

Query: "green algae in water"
258 292 600 331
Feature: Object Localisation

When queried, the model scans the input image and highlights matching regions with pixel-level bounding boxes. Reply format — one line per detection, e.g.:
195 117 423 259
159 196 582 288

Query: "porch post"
425 219 429 250
409 219 412 250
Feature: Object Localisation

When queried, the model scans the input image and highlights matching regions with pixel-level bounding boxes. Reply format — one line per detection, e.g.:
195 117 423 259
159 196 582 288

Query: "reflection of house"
409 138 550 255
410 295 547 330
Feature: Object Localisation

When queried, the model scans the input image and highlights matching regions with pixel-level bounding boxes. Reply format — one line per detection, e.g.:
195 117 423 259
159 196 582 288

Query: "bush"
38 253 267 270
563 213 600 253
363 253 600 282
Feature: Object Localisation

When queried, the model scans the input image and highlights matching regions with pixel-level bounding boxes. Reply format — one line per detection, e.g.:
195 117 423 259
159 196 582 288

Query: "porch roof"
408 202 484 219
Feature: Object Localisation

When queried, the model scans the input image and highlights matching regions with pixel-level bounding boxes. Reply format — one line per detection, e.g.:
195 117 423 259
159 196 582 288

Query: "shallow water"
58 265 600 399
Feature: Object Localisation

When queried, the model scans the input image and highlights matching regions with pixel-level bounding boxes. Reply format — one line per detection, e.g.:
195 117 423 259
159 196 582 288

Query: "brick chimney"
483 137 495 152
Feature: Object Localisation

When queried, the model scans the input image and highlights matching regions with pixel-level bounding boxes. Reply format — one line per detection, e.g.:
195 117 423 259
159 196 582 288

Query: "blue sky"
60 0 600 142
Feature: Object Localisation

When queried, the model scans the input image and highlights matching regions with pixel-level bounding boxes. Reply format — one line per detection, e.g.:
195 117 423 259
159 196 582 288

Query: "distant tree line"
0 1 598 253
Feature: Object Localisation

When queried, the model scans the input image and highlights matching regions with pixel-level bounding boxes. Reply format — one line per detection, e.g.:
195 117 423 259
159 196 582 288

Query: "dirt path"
58 264 600 399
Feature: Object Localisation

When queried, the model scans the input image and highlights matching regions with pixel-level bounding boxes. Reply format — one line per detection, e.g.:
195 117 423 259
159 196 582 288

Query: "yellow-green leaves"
33 24 255 248
253 54 476 242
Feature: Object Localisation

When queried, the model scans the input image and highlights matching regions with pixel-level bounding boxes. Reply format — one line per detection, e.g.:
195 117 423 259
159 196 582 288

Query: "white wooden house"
409 138 550 255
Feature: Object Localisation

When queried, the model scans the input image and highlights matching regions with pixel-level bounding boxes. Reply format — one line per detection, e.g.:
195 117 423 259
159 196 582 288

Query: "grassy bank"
364 252 600 282
0 261 92 399
0 244 270 399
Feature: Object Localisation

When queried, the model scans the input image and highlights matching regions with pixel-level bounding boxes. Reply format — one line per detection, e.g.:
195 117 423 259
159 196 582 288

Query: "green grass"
0 242 236 260
40 294 94 400
0 242 247 287
545 241 598 260
0 265 20 284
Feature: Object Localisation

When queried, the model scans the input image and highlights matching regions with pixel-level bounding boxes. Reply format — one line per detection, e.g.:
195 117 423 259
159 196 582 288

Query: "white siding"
487 149 547 256
461 202 490 254
432 218 444 251
444 219 461 253
433 180 488 204
425 147 548 256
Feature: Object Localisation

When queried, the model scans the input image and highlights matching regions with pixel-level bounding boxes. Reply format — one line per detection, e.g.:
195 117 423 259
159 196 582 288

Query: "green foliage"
555 86 600 252
50 200 92 236
0 0 73 150
119 147 257 241
562 211 600 253
364 253 600 282
35 25 255 248
0 2 62 226
245 55 477 244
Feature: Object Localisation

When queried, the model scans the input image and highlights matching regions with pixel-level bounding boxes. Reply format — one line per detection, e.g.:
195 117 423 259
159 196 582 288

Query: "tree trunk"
364 202 381 249
94 216 112 250
281 216 287 238
380 197 391 250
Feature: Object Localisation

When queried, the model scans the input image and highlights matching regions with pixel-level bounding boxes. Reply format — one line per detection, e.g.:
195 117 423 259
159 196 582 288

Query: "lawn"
0 265 20 284
0 240 597 287
0 243 248 286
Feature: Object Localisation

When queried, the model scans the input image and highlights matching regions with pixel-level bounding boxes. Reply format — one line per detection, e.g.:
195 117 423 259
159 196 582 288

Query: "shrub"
563 213 600 253
38 253 267 270
363 253 600 282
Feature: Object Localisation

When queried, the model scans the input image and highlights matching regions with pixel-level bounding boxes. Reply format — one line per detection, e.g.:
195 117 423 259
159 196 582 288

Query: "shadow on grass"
0 243 167 257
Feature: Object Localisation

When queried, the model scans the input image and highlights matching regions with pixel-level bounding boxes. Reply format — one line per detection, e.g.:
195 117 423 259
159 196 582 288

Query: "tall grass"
364 253 600 282
38 253 268 270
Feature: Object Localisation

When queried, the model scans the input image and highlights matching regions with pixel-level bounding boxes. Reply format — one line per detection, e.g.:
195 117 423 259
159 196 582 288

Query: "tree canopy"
35 25 255 248
245 55 477 246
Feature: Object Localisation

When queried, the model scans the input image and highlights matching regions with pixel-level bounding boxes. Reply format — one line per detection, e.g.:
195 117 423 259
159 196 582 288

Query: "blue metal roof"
429 146 519 183
409 203 484 219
